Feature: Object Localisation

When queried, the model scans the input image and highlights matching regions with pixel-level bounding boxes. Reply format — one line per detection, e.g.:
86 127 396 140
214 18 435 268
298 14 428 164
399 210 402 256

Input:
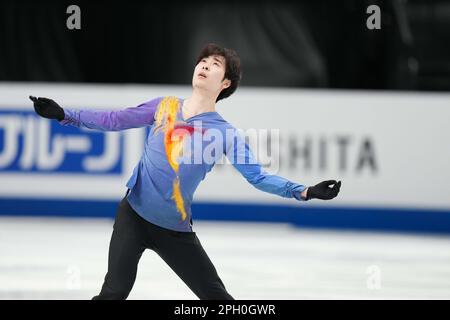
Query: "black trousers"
92 193 234 300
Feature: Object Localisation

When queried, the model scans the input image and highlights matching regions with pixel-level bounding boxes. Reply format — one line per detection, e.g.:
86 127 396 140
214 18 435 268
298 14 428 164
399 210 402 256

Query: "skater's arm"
30 95 163 131
225 127 341 201
60 97 164 131
225 128 308 201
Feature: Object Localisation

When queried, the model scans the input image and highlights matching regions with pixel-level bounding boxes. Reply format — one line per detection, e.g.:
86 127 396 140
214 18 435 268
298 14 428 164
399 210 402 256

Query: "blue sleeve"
59 97 163 131
225 127 307 201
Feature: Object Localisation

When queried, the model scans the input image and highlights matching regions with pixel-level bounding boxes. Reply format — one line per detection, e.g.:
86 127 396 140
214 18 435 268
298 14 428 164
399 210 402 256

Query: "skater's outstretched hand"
29 96 65 121
303 180 341 200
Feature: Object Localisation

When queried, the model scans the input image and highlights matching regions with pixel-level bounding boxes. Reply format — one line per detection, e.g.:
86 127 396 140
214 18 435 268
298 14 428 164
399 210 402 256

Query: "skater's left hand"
301 180 341 201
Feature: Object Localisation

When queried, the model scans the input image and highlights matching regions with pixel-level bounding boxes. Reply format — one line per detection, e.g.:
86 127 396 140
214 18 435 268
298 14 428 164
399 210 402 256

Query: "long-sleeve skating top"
60 96 306 232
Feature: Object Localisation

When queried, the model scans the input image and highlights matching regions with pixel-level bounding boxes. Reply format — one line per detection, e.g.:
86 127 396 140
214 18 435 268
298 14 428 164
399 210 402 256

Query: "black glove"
305 180 341 200
29 96 65 121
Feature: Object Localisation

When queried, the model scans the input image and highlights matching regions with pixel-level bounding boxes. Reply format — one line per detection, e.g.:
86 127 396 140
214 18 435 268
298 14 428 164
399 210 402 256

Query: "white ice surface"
1 216 450 300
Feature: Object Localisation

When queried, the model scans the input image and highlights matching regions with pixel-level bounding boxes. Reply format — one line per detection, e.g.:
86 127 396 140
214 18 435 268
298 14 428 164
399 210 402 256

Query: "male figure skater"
30 43 341 300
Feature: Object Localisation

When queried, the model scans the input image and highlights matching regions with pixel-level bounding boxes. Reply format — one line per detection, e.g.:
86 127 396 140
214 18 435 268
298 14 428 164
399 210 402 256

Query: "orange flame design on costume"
153 96 189 221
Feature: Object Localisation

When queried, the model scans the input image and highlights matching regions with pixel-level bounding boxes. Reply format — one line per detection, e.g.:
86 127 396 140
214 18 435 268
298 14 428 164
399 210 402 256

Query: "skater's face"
192 55 231 97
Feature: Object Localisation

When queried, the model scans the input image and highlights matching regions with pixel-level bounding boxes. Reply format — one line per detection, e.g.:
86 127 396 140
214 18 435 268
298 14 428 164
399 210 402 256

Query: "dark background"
1 0 449 91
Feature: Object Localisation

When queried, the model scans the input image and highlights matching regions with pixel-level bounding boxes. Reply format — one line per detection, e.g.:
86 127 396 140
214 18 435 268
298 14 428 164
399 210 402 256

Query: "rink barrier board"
0 198 449 234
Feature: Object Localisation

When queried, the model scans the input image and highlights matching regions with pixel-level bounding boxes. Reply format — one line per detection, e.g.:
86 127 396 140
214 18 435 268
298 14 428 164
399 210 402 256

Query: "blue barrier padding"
0 197 449 234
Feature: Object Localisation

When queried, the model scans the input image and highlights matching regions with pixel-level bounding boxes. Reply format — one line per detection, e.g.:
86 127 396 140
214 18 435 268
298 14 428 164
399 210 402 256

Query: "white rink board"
0 83 449 210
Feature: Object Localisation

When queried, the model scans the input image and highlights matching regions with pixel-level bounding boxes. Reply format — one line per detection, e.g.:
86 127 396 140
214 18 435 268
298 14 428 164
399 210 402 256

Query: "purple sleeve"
58 97 163 131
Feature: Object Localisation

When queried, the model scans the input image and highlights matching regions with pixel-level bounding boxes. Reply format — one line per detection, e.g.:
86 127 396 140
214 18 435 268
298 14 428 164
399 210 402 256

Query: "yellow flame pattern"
154 96 187 221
